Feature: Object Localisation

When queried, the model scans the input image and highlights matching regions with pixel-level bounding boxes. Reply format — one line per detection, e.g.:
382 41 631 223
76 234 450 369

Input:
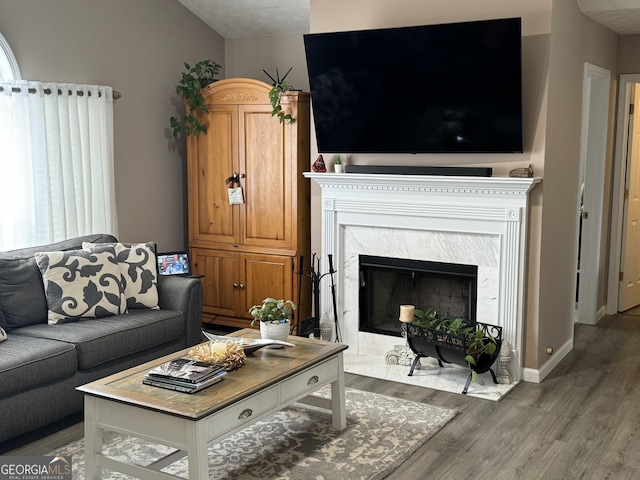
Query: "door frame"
607 74 640 314
576 63 610 325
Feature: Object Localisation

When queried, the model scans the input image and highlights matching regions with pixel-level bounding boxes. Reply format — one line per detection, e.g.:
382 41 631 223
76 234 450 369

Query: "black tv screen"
304 18 523 154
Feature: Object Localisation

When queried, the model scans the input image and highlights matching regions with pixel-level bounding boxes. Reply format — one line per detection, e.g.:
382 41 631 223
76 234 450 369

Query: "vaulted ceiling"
177 0 640 38
177 0 309 38
577 0 640 35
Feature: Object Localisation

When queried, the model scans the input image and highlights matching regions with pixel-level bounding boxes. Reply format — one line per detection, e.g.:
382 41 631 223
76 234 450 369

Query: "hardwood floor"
6 312 640 479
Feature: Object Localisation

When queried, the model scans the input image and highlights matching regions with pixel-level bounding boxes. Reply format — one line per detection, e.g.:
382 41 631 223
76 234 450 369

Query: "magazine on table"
147 357 225 384
143 370 226 394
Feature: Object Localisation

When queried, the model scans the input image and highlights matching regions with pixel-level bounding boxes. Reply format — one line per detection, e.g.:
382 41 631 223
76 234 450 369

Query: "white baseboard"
522 336 573 383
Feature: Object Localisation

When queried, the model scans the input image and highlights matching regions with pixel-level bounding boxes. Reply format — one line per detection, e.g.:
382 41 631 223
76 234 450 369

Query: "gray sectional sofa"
0 234 203 445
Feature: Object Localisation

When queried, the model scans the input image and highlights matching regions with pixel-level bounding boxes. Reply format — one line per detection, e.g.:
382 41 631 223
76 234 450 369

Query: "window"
0 32 20 80
0 33 117 250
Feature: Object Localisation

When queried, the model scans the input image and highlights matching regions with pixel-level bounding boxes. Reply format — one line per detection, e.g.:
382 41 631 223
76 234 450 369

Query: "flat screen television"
303 18 523 154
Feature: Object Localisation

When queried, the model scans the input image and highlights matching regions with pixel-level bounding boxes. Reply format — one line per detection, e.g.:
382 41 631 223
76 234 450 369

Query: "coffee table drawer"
281 357 338 403
210 386 279 436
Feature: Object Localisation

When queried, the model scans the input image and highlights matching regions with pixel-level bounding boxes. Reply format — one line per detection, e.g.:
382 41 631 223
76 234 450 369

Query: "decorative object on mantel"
404 309 503 394
333 154 344 173
509 164 534 178
312 154 326 172
170 60 222 138
264 67 297 124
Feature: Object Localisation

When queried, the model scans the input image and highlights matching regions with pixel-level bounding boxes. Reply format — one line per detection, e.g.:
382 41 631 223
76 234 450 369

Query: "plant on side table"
170 59 222 138
250 297 297 342
405 309 502 394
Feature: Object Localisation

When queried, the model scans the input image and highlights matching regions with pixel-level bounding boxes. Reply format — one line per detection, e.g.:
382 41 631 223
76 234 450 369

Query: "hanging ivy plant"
170 60 222 137
269 81 296 124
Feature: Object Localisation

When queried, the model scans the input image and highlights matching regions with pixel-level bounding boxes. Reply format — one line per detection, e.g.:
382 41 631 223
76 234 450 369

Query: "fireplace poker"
313 255 322 338
327 254 341 342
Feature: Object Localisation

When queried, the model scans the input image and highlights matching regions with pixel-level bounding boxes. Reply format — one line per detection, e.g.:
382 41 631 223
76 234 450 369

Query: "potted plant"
170 60 222 138
249 297 296 342
333 155 344 173
404 309 501 394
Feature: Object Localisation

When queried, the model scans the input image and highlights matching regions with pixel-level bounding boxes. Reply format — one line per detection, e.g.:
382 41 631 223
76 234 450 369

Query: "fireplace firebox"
359 255 477 337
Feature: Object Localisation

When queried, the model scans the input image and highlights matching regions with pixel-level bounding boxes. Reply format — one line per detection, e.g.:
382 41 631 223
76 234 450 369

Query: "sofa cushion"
15 309 185 370
0 234 118 331
83 242 159 310
0 334 77 397
0 256 48 331
35 245 127 324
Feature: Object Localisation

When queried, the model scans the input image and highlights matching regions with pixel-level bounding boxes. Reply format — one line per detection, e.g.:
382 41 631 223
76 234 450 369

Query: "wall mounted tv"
303 18 523 154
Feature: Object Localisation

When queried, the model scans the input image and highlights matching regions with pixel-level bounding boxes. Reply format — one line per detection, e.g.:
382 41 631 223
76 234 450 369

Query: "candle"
210 342 227 356
399 305 415 323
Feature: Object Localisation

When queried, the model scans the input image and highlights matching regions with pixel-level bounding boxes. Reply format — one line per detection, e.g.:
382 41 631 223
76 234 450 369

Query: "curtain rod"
0 86 121 99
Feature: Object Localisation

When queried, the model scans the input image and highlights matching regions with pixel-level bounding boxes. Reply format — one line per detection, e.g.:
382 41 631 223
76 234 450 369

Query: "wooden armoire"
187 78 311 331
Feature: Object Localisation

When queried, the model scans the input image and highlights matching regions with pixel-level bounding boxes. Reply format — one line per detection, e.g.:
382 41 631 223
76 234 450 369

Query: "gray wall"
0 0 225 251
225 34 310 92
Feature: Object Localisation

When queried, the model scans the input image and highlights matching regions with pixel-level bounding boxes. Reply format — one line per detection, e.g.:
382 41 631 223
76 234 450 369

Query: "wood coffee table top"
77 329 347 420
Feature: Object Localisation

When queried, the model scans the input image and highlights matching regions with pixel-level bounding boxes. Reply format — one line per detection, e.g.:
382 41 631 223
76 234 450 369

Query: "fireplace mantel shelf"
304 172 541 196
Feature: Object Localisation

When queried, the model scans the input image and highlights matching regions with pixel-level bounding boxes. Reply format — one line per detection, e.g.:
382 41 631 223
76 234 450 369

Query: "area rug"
50 387 456 480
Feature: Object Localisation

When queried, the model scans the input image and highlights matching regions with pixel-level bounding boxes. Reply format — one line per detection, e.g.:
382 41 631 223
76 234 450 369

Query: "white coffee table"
78 330 347 479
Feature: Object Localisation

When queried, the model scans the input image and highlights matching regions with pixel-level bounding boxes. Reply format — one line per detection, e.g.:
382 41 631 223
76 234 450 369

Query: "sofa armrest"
157 276 203 347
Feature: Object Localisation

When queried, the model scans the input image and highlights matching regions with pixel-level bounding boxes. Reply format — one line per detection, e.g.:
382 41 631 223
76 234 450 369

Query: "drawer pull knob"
238 408 253 419
307 375 319 385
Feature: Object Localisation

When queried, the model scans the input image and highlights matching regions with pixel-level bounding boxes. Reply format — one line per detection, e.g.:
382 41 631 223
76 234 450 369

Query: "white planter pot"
260 320 291 342
334 164 343 173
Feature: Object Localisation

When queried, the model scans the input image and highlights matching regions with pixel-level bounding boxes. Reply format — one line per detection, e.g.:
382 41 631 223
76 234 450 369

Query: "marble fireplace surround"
305 172 540 382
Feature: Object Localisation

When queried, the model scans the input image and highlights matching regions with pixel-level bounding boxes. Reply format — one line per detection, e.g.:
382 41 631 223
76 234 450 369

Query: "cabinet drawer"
281 357 339 403
207 387 279 438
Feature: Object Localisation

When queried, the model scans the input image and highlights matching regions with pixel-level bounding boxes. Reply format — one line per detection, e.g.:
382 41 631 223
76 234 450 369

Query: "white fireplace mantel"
305 172 540 381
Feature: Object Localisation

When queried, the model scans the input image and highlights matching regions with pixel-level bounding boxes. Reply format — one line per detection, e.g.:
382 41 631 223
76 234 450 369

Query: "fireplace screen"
359 255 477 337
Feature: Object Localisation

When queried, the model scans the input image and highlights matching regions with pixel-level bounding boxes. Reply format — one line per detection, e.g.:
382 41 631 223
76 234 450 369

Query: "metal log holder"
404 321 502 394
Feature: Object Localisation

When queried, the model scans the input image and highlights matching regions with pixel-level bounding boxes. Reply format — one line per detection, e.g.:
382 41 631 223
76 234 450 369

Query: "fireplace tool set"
296 253 341 342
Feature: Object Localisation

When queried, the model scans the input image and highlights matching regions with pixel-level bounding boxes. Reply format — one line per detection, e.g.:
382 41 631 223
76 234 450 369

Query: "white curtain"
0 80 117 250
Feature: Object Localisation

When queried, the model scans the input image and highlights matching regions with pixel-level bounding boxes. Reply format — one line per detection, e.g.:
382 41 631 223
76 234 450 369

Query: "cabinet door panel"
191 248 238 317
243 254 293 320
191 105 239 245
240 105 291 249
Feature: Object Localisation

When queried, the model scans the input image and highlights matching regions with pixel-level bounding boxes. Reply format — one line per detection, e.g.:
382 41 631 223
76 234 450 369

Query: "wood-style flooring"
6 312 640 479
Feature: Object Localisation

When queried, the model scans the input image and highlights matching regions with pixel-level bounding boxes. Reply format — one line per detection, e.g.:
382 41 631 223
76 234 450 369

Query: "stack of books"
143 357 226 393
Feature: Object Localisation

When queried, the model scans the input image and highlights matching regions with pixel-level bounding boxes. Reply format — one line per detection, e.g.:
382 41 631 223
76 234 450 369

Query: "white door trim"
577 63 610 325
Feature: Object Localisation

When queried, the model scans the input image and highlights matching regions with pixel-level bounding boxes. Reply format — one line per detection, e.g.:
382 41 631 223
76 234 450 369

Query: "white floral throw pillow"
35 245 127 324
83 242 159 310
